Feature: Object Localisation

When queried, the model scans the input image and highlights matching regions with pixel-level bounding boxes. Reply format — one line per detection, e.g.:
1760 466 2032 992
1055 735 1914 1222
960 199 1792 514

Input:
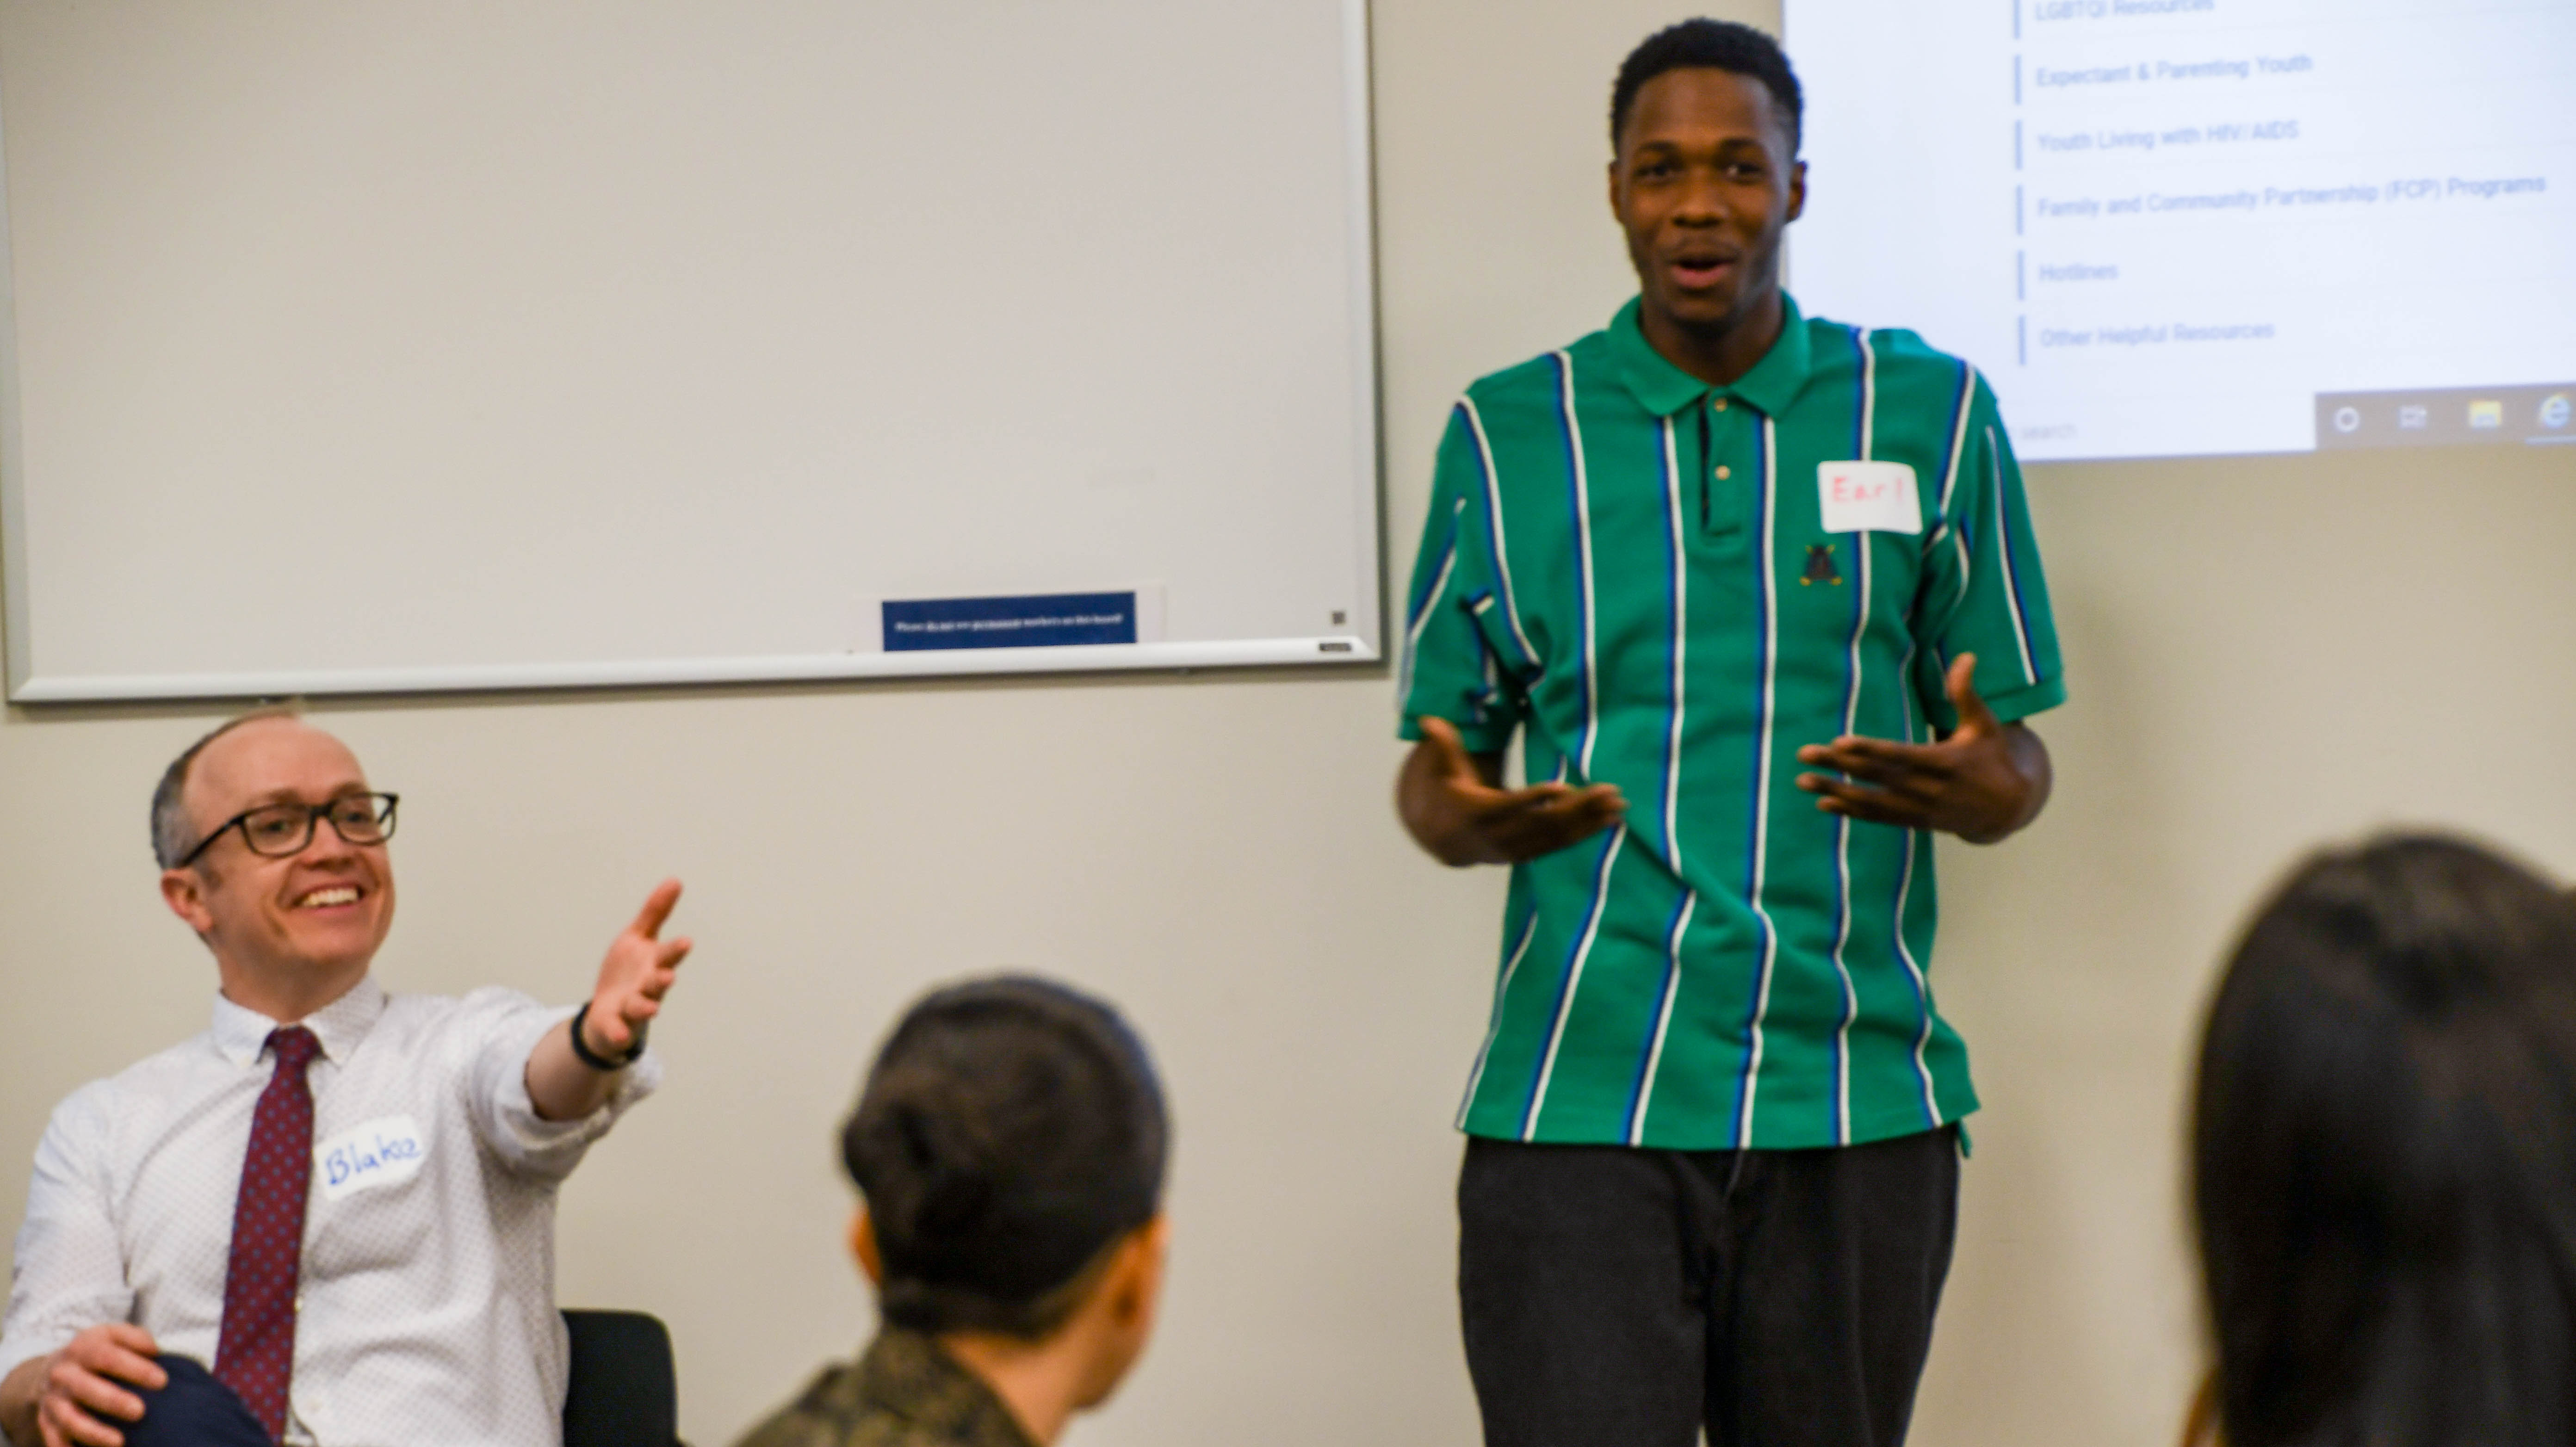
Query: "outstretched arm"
1397 718 1628 866
525 880 693 1122
1792 653 2053 845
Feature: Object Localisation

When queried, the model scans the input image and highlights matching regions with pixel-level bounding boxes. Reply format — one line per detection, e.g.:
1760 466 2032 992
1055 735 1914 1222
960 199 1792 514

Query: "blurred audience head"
841 975 1168 1405
2194 832 2576 1446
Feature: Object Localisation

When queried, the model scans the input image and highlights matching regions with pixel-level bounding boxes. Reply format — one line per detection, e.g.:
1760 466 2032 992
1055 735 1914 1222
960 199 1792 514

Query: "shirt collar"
210 975 387 1069
1608 291 1814 419
857 1330 1040 1447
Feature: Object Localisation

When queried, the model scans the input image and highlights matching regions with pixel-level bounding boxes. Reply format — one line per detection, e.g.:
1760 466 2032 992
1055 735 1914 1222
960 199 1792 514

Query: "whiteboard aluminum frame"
0 0 1386 705
7 637 1380 704
0 73 29 710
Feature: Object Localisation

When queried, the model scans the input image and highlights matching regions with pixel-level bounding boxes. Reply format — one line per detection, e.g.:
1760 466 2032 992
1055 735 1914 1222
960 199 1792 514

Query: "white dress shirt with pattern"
0 977 660 1447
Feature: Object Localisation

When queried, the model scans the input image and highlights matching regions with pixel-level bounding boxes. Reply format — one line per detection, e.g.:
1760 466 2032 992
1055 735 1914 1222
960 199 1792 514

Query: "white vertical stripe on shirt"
1627 414 1697 1147
1988 426 2040 685
1940 367 1980 609
1858 331 1880 461
1734 416 1785 1150
1628 891 1696 1147
1523 826 1628 1140
1555 352 1602 779
1459 396 1541 669
1889 646 1947 1127
1457 909 1542 1129
1936 365 1979 515
1397 499 1461 706
1517 350 1617 1142
1660 415 1687 861
1827 336 1878 1144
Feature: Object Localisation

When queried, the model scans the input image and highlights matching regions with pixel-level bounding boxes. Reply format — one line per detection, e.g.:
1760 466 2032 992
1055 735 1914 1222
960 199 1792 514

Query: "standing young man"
1393 21 2064 1447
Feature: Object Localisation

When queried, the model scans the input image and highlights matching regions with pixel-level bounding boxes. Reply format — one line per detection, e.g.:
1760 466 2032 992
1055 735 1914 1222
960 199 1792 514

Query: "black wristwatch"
568 1002 647 1071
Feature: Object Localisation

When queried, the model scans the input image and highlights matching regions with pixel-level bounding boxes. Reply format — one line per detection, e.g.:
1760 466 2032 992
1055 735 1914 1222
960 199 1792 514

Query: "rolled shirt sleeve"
0 1084 135 1381
458 988 662 1183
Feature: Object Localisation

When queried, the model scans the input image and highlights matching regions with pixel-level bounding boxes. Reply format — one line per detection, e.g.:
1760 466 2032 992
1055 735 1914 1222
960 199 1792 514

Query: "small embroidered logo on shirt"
1802 544 1844 587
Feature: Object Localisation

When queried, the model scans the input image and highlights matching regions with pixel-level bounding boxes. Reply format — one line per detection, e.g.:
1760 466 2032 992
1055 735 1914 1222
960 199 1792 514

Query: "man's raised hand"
523 880 693 1120
581 879 692 1060
1397 717 1627 866
1792 653 2052 845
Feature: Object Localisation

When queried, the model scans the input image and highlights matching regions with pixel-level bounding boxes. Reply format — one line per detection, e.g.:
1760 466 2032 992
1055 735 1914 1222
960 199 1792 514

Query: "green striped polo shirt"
1399 294 2065 1151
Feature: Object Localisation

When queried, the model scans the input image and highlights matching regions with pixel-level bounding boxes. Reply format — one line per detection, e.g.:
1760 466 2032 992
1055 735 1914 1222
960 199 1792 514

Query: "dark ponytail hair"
842 976 1167 1339
2194 833 2576 1447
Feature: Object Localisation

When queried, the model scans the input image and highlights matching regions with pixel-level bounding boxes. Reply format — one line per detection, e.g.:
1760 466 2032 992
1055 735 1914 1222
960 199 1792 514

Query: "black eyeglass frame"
175 792 401 869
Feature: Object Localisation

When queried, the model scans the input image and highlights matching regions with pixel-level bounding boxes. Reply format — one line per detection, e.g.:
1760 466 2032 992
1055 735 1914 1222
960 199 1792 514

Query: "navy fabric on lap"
123 1355 272 1447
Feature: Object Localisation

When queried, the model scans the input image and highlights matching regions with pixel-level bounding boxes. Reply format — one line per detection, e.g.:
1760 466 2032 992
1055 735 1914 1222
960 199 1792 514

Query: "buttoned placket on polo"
1699 391 1754 540
1606 296 1815 547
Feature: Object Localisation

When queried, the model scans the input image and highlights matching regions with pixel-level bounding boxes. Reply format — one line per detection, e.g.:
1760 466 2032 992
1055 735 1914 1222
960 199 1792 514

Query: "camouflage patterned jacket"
733 1330 1038 1447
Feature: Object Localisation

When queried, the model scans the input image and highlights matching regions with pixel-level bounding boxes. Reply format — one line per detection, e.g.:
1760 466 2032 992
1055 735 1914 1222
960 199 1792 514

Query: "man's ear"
1606 157 1625 225
849 1207 885 1287
1785 158 1808 223
161 867 215 935
1108 1215 1170 1324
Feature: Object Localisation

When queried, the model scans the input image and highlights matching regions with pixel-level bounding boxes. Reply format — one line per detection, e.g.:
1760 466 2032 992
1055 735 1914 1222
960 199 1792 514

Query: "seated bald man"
0 710 692 1447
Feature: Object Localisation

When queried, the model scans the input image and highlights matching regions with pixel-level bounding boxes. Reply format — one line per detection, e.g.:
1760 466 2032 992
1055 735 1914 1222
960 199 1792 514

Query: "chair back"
563 1308 680 1447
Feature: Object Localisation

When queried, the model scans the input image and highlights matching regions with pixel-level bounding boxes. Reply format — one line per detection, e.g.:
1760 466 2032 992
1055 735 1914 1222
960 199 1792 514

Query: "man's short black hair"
1610 19 1803 157
842 975 1167 1340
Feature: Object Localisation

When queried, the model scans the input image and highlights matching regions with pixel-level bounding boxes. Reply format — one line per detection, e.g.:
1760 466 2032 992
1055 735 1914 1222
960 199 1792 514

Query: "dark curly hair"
1610 19 1803 156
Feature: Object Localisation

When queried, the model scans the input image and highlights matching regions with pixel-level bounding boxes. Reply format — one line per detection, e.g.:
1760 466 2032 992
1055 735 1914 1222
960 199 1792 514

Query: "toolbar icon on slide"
2543 395 2572 430
2398 405 2428 430
2332 406 2360 434
2468 400 2504 430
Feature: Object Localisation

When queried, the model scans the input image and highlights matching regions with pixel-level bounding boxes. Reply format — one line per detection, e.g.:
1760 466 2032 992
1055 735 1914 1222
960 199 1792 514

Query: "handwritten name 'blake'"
316 1114 427 1201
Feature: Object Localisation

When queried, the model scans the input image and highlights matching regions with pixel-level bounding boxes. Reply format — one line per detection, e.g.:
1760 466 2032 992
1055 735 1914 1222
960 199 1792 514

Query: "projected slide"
1785 0 2574 462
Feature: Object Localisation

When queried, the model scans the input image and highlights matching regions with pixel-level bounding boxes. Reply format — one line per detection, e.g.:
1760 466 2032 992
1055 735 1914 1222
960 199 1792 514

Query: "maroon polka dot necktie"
214 1025 322 1442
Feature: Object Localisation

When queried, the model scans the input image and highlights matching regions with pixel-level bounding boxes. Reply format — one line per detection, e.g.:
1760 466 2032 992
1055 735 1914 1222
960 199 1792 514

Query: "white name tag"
316 1115 426 1202
1817 461 1922 535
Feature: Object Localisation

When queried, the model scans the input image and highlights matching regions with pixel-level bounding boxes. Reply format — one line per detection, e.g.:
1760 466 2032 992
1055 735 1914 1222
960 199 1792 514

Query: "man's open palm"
1792 653 2049 844
1400 718 1627 866
584 880 691 1055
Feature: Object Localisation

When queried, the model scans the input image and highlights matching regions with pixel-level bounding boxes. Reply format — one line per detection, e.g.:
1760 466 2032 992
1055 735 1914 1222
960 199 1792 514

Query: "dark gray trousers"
1458 1127 1960 1447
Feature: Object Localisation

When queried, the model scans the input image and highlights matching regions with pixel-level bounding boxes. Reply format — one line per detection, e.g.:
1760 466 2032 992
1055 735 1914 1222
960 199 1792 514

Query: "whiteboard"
0 0 1381 702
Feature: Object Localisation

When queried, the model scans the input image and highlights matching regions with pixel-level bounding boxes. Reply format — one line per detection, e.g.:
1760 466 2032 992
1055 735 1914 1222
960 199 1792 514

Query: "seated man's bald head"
153 711 398 1020
149 707 304 871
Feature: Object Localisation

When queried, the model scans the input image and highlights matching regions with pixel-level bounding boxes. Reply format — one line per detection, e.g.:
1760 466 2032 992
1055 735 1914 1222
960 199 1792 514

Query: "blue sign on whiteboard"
883 592 1138 652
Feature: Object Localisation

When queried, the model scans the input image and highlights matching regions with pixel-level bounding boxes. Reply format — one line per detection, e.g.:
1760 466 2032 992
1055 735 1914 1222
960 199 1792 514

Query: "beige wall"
7 3 2575 1444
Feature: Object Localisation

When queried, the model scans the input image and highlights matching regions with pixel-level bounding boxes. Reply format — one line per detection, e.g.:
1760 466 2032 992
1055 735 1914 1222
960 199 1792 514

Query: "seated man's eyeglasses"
176 793 401 867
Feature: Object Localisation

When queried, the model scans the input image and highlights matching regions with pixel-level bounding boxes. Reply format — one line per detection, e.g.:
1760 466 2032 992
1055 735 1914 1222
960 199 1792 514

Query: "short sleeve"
1397 404 1526 754
1912 373 2066 732
457 988 661 1183
0 1084 135 1381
